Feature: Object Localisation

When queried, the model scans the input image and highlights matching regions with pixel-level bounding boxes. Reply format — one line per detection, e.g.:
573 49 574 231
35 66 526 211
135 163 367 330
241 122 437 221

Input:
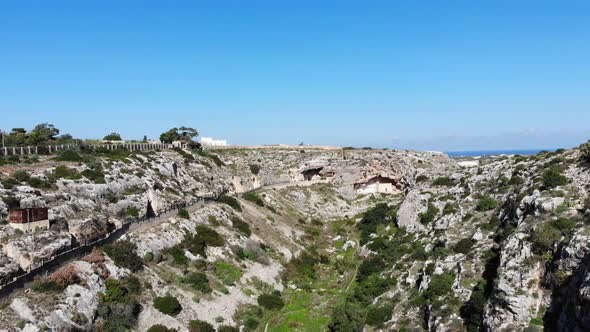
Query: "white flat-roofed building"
201 137 228 147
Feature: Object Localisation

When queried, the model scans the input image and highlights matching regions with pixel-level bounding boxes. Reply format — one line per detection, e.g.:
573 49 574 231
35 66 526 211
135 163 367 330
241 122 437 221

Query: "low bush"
476 196 498 211
424 271 455 301
214 260 243 286
144 252 154 262
189 320 215 332
153 295 182 316
51 165 82 180
453 238 475 255
366 303 394 328
531 223 562 255
243 192 264 207
217 326 239 332
257 293 284 310
55 150 84 162
443 203 458 216
231 216 252 237
103 240 143 272
177 208 190 219
147 325 177 332
249 164 261 175
166 245 189 266
542 167 568 189
415 174 428 183
196 225 225 247
419 202 440 225
183 272 212 293
328 301 365 332
580 140 590 164
433 177 454 186
81 164 106 183
218 194 242 211
118 206 140 218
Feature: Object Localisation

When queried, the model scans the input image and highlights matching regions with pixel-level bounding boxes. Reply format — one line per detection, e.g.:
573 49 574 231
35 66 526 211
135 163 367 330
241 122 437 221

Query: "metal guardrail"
0 142 186 157
0 191 222 299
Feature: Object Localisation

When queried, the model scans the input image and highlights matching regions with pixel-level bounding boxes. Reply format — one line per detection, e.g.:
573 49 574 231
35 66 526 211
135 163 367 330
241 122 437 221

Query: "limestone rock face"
396 189 427 233
2 231 72 270
69 218 116 243
484 233 542 331
0 251 21 284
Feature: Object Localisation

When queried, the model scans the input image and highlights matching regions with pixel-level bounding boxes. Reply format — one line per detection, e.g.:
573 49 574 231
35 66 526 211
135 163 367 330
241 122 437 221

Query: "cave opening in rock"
301 167 324 181
146 200 156 219
354 175 405 194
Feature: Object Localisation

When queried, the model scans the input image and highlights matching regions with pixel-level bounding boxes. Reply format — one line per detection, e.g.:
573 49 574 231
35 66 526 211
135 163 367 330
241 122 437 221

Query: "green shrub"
424 271 455 300
189 320 215 332
579 140 590 164
177 208 190 219
443 203 458 216
147 324 177 332
103 133 123 141
453 238 475 254
231 216 251 237
103 278 130 303
51 165 82 180
509 175 525 186
13 170 30 182
419 202 440 225
103 240 143 272
416 175 428 183
166 245 189 266
249 164 261 175
257 293 284 310
433 177 453 186
531 223 562 254
196 225 225 247
243 192 264 207
183 272 212 293
1 177 20 189
218 194 242 211
214 260 243 286
32 278 62 293
476 196 498 211
118 206 140 218
144 252 154 262
81 164 106 183
55 150 84 162
542 167 568 189
153 295 182 316
218 326 239 332
328 301 365 332
366 303 394 328
552 217 577 234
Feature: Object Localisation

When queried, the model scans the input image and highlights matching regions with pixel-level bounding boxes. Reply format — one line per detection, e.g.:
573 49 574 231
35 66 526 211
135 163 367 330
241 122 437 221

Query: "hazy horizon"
2 1 589 150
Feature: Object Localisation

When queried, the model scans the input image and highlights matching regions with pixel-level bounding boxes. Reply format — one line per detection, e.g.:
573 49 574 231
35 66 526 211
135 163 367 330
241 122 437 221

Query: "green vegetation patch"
218 194 242 211
103 240 144 272
215 260 244 286
243 192 264 207
153 295 182 317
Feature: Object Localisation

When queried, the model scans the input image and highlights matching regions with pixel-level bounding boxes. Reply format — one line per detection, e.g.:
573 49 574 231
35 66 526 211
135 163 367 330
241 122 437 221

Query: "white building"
201 137 228 147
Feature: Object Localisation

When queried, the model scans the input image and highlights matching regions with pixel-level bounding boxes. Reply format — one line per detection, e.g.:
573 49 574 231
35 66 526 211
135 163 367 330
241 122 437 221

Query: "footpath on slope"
0 193 216 300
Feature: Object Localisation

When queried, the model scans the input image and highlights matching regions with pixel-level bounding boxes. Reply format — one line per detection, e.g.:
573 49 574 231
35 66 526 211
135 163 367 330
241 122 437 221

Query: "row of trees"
1 123 201 147
1 123 75 146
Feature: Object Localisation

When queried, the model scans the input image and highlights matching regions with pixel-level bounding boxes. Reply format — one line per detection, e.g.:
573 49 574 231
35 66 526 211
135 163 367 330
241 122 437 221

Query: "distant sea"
445 149 552 158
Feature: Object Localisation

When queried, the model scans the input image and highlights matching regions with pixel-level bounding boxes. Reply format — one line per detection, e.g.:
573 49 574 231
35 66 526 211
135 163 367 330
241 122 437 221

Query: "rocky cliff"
0 145 588 331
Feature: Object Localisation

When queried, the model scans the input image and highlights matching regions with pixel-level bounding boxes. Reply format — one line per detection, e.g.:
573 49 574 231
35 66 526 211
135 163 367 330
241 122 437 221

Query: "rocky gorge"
0 143 589 332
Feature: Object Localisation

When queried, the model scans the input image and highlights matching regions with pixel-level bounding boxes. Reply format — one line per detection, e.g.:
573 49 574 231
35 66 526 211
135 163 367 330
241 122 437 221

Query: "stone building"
8 208 50 232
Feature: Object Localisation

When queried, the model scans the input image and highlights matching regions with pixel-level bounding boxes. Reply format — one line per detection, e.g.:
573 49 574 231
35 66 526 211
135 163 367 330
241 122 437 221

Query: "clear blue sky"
1 0 589 151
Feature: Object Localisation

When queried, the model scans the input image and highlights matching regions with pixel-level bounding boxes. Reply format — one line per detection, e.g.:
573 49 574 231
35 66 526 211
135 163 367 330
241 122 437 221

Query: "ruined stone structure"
354 175 405 194
8 208 50 233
